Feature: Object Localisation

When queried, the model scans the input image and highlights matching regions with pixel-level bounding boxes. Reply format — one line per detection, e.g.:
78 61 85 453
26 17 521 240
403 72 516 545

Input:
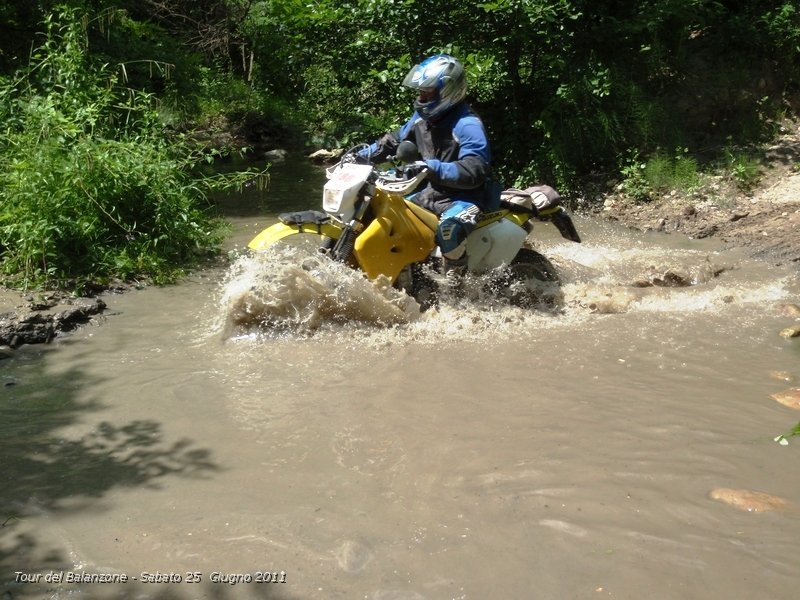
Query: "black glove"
401 161 429 180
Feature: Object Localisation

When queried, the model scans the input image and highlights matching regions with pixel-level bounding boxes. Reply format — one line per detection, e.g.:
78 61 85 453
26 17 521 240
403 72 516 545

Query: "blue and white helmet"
402 54 467 121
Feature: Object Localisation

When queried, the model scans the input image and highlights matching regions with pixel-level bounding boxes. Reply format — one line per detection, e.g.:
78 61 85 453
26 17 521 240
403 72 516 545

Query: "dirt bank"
593 123 800 268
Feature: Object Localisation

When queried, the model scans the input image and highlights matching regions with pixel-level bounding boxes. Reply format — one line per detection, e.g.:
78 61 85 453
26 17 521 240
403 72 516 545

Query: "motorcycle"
247 143 581 309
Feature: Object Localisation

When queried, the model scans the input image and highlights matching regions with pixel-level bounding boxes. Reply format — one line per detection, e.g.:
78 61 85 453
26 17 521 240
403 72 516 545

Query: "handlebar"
334 143 428 193
375 164 429 194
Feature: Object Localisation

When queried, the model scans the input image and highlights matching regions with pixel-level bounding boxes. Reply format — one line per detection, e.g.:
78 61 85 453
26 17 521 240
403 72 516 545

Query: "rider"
361 54 494 286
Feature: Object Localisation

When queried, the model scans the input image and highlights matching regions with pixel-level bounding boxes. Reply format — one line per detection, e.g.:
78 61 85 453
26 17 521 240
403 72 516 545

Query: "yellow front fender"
247 222 342 251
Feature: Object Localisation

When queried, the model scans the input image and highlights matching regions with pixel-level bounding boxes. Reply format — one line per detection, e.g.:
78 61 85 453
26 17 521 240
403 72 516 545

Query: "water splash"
219 245 421 337
215 236 797 345
546 240 794 315
216 244 572 345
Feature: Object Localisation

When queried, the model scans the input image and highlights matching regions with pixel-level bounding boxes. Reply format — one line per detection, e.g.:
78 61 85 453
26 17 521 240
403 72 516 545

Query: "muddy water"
2 159 800 600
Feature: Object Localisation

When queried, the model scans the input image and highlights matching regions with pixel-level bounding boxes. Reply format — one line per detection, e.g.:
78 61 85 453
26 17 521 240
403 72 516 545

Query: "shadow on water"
0 346 259 599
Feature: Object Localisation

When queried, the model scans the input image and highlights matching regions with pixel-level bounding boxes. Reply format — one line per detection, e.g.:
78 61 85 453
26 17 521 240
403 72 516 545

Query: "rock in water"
335 540 373 574
769 370 795 383
778 303 800 317
308 148 343 162
263 148 287 162
779 325 800 339
709 488 789 513
770 388 800 410
651 269 692 287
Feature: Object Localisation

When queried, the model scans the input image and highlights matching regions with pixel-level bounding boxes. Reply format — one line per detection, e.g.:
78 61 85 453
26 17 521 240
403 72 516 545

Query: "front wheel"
492 248 563 309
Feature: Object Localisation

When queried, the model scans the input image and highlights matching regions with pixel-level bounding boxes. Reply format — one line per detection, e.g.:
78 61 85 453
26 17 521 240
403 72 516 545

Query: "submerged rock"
263 148 288 162
335 539 373 574
779 325 800 339
770 388 800 410
651 269 692 287
633 261 727 288
778 303 800 317
709 488 790 513
769 370 796 383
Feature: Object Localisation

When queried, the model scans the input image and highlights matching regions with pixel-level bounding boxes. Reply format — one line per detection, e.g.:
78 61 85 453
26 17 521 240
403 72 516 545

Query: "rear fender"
248 222 342 251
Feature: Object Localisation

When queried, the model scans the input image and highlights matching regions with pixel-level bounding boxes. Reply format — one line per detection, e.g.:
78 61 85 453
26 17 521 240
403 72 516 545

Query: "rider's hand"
402 161 429 179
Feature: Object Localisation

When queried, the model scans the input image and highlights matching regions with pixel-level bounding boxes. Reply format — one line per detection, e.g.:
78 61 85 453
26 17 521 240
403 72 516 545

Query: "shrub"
722 148 762 191
0 8 263 291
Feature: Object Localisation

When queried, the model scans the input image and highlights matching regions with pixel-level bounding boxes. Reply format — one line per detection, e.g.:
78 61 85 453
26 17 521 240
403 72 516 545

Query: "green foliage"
722 148 762 192
645 149 699 194
619 148 699 200
234 0 799 187
619 151 652 202
0 8 264 291
12 1 796 191
193 64 290 130
761 3 800 55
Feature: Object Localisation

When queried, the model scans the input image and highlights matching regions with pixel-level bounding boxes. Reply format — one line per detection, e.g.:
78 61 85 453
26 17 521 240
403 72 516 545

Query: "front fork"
327 194 372 262
330 224 358 262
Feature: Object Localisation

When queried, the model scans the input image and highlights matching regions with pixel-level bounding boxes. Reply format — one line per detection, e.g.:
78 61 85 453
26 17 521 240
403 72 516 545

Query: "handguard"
376 166 429 195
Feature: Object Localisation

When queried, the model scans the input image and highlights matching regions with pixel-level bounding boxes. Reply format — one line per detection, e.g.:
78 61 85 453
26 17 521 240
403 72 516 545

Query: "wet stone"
770 388 800 410
263 148 288 162
631 279 653 288
709 488 790 512
0 298 106 347
308 148 343 162
632 262 726 289
779 325 800 339
652 269 692 287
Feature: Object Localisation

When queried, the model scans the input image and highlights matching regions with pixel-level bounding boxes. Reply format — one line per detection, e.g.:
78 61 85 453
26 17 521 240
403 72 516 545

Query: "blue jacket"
368 103 492 213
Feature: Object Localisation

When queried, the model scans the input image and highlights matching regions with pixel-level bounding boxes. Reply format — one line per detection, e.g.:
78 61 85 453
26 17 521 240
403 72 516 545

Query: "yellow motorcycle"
248 144 581 309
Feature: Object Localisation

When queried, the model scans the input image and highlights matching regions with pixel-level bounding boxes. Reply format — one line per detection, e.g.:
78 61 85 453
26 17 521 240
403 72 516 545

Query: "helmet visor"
402 63 440 91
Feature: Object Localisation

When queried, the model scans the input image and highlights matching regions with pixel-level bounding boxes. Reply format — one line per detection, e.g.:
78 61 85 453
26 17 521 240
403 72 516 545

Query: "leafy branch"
774 421 800 446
